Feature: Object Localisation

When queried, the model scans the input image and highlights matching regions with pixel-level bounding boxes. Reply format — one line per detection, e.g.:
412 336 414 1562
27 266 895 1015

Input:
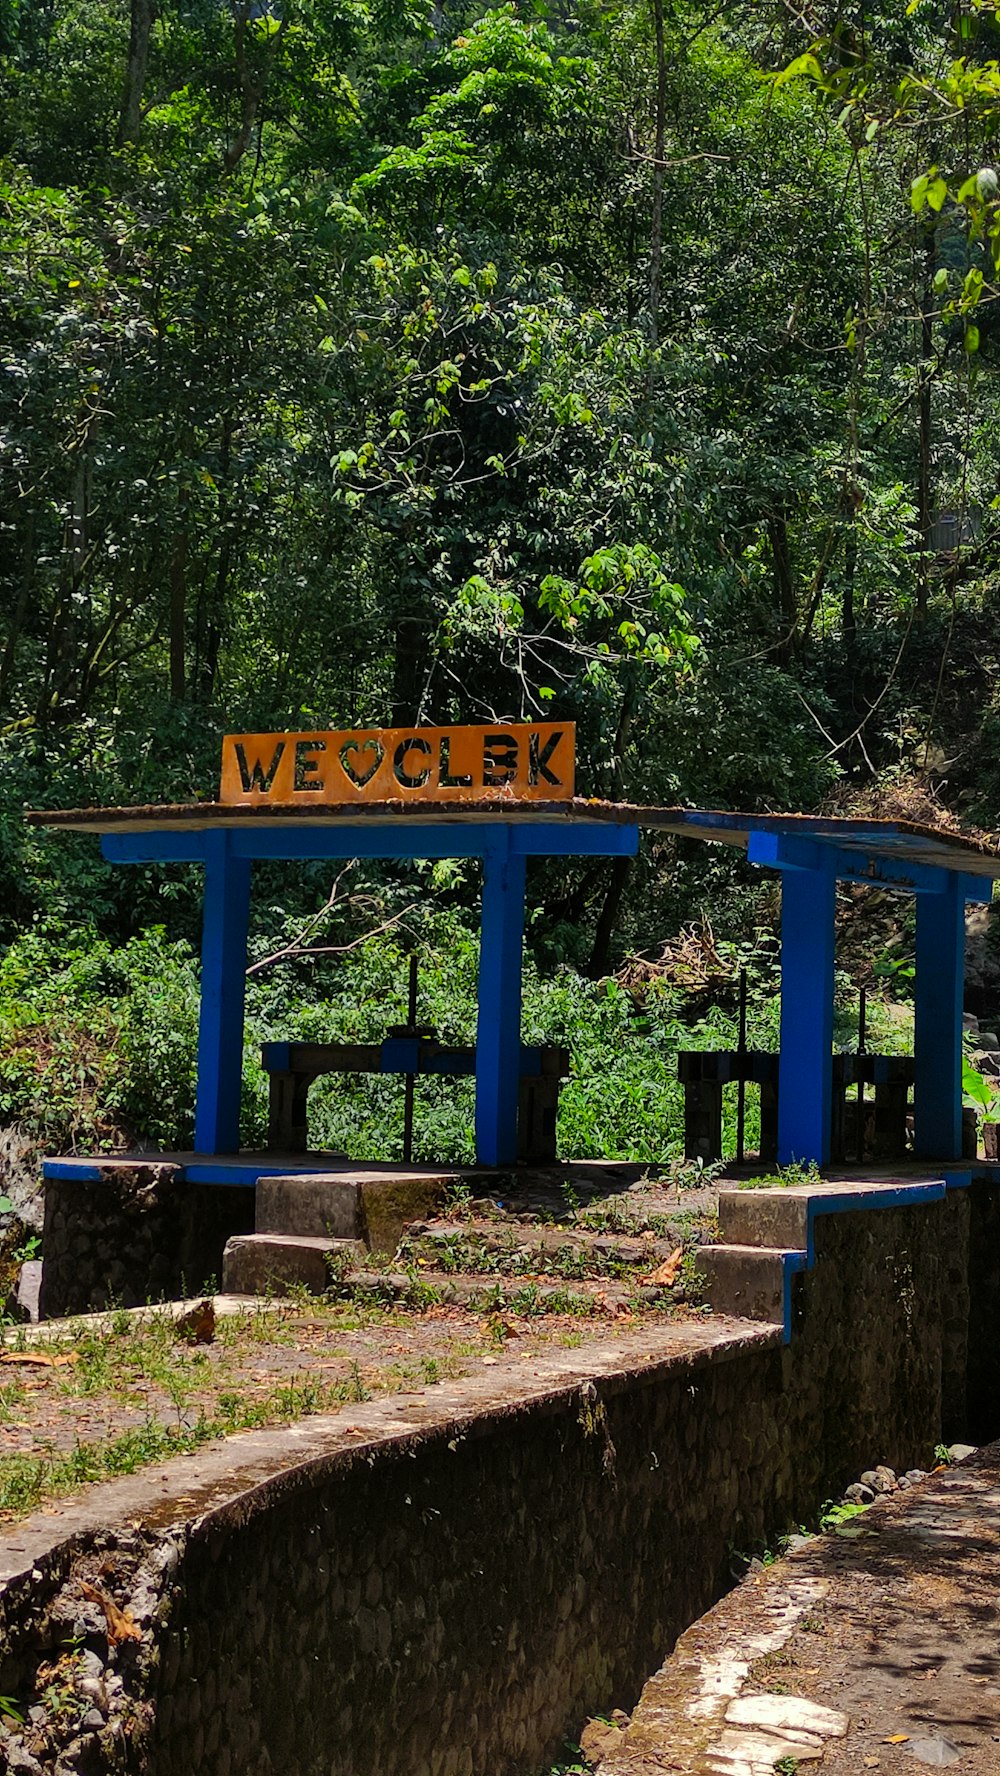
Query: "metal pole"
856 985 867 1164
736 966 747 1165
402 954 417 1164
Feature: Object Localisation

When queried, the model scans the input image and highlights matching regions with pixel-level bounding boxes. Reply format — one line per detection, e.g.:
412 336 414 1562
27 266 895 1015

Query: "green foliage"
962 1057 995 1117
818 1499 870 1532
0 900 921 1166
1 0 998 1132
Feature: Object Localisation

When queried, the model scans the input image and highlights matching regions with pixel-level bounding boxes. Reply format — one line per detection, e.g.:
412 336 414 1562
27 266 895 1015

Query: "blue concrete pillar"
913 879 965 1160
777 863 837 1165
195 830 252 1154
475 833 526 1167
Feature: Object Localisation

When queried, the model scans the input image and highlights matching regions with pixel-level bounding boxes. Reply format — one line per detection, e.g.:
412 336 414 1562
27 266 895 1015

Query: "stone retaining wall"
39 1166 255 1316
2 1174 998 1776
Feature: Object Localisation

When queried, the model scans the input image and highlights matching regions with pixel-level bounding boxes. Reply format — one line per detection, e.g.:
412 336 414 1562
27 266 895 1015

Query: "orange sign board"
219 724 575 806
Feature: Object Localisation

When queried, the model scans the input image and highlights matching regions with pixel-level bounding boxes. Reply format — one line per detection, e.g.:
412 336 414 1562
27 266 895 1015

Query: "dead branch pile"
616 921 740 1001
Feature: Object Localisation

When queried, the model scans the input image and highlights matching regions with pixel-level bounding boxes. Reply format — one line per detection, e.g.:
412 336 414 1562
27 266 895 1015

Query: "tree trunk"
223 6 287 175
169 521 188 701
391 616 425 725
119 0 154 145
586 856 632 979
842 514 857 644
646 0 667 367
916 232 935 620
767 510 797 659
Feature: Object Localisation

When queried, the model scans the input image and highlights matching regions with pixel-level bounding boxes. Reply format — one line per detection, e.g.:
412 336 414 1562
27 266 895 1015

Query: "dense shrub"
0 908 913 1166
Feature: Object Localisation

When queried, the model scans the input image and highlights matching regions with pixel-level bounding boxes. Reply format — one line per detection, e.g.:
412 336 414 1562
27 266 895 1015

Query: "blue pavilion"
27 798 1000 1177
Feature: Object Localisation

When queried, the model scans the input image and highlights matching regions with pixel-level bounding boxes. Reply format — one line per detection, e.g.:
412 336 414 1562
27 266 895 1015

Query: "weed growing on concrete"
0 1377 27 1420
737 1161 822 1192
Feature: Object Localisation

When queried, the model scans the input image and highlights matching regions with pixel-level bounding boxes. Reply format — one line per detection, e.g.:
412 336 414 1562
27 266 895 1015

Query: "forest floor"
0 1169 720 1524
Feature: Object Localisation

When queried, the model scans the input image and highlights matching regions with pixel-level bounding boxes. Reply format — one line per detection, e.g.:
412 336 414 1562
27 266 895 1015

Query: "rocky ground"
581 1443 1000 1776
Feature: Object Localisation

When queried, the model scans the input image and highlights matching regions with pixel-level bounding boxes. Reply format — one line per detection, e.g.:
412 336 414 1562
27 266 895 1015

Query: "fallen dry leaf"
883 1735 909 1745
79 1580 143 1646
174 1299 215 1344
646 1246 684 1288
1 1350 79 1368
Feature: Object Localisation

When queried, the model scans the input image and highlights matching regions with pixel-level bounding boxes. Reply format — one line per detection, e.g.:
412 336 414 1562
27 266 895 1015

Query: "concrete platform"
701 1172 976 1341
41 1150 438 1187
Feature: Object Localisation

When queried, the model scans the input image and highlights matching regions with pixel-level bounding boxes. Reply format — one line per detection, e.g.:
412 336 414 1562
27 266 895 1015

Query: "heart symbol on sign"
340 738 385 788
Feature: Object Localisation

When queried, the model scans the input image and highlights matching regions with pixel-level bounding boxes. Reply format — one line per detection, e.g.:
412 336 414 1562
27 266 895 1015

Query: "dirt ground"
753 1453 1000 1773
0 1165 720 1522
602 1445 1000 1775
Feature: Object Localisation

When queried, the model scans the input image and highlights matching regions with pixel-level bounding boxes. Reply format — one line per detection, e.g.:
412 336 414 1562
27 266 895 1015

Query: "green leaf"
773 52 824 90
965 323 981 352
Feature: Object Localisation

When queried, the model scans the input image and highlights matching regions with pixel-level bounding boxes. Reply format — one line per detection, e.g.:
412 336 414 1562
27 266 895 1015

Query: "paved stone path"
602 1444 1000 1775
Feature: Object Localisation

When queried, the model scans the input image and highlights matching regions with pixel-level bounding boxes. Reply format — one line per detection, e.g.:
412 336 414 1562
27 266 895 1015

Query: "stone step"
400 1220 689 1269
255 1169 454 1253
222 1233 364 1297
697 1244 798 1325
256 1175 363 1240
717 1188 809 1252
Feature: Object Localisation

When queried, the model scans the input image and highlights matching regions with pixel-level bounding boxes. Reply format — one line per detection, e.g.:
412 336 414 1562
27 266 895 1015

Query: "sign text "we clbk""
219 723 575 806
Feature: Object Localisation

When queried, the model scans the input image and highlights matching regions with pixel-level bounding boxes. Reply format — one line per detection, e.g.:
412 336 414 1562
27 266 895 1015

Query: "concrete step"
222 1233 364 1297
256 1175 363 1240
717 1188 809 1252
255 1169 454 1253
400 1220 689 1270
697 1244 797 1325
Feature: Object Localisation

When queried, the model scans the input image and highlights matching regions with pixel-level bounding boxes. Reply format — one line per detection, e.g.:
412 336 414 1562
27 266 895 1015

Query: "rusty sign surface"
219 723 576 805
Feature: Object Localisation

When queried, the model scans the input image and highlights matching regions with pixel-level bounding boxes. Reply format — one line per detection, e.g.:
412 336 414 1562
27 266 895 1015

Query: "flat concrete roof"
24 800 1000 874
634 807 1000 878
24 797 635 833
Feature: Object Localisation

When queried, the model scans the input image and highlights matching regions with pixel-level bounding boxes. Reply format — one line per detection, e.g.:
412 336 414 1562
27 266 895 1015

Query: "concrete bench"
832 1053 914 1162
678 1050 919 1166
677 1051 779 1164
261 1040 570 1164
